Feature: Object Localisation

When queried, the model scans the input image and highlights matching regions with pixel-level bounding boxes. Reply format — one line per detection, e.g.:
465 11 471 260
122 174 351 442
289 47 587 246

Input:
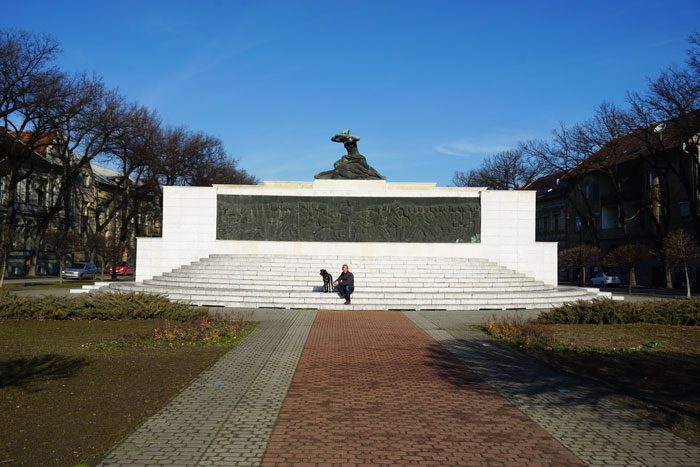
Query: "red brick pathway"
262 311 584 466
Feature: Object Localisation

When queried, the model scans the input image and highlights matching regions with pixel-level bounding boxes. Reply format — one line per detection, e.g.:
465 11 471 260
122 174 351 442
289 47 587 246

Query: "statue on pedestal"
314 130 385 180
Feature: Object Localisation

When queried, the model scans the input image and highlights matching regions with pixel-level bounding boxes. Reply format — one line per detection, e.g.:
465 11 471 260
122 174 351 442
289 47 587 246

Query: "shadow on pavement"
423 326 700 445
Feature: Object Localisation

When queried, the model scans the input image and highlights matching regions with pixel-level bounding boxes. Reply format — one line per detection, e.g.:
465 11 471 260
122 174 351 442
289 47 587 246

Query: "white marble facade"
136 180 558 285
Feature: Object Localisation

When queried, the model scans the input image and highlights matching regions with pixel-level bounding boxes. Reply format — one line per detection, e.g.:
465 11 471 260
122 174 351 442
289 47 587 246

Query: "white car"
62 262 98 280
590 272 621 287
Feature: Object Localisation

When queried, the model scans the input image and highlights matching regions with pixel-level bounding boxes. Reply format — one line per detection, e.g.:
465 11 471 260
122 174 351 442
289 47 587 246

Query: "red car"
109 261 136 276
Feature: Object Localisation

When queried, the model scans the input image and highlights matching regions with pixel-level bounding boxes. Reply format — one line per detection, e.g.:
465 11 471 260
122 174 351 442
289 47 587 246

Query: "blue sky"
3 1 699 185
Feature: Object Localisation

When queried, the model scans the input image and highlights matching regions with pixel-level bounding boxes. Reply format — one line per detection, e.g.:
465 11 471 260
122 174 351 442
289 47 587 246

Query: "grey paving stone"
406 310 700 467
99 308 316 467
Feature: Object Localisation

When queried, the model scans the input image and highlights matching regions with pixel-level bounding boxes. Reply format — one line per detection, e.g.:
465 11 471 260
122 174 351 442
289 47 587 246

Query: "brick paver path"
261 311 584 466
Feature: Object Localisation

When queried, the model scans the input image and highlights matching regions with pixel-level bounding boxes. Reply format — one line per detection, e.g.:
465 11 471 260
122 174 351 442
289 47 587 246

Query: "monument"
134 130 558 289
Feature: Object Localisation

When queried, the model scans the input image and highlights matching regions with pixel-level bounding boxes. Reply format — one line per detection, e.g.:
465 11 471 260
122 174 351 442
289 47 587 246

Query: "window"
680 201 690 220
585 183 599 200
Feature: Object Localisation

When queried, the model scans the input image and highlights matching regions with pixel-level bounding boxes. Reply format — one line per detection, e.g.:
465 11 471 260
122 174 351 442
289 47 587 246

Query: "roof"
1 129 60 170
90 163 120 187
525 170 568 200
90 163 121 178
17 132 55 156
574 109 700 175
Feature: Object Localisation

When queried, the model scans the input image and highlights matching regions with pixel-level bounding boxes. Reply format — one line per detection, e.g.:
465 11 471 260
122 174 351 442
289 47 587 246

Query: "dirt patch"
0 319 250 466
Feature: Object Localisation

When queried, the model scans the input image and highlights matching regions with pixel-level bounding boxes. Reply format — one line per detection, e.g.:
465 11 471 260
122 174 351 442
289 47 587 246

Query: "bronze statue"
315 130 386 180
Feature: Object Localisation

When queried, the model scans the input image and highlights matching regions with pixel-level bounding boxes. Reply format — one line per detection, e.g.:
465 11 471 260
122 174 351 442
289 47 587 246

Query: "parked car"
590 272 621 287
109 260 136 276
62 262 98 280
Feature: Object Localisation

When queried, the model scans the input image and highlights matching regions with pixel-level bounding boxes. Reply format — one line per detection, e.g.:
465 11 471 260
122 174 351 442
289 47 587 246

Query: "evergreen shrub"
539 298 700 325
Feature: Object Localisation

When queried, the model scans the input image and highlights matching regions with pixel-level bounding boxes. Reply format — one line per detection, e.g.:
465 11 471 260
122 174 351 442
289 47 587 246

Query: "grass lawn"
486 321 700 446
2 277 136 292
1 280 96 291
0 319 253 466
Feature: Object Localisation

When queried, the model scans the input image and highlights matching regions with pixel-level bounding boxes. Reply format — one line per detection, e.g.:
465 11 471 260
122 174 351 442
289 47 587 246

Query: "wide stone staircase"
73 254 611 310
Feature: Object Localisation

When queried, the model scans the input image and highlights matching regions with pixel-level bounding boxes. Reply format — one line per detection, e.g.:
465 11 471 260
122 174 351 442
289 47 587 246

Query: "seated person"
333 263 354 305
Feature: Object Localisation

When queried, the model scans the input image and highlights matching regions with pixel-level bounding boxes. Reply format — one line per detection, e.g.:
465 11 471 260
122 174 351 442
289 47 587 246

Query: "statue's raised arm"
330 129 361 155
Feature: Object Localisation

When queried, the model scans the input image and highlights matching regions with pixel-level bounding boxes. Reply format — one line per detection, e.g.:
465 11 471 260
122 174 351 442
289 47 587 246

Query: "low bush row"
539 298 700 326
485 317 551 347
0 289 206 321
153 317 255 345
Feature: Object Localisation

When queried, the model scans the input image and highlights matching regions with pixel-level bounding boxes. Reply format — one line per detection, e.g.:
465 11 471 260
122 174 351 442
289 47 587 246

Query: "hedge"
538 298 700 325
0 289 206 321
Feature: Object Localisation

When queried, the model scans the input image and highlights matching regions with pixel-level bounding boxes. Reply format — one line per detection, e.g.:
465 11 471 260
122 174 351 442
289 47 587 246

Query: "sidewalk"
98 309 700 466
408 310 700 466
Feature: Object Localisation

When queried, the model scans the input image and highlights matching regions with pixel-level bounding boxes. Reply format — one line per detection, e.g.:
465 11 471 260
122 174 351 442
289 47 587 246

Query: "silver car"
590 272 621 287
62 262 98 280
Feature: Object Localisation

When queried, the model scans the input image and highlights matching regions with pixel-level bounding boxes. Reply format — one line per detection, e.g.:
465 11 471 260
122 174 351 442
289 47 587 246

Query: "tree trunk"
684 262 691 299
100 258 105 281
0 182 19 288
27 241 39 277
0 252 7 288
58 257 64 285
664 256 674 289
580 266 586 287
629 266 637 289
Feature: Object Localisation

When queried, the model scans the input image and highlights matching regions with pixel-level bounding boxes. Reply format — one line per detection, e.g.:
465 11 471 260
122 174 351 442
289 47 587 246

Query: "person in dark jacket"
333 263 354 305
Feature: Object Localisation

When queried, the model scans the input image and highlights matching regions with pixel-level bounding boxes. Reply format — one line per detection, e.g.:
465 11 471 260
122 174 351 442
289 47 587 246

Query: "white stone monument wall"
136 181 557 285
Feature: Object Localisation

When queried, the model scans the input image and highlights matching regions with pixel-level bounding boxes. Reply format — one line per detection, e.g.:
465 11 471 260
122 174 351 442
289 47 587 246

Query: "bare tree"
0 30 65 286
108 104 162 263
522 125 603 246
155 128 258 187
85 230 120 281
558 244 600 286
189 155 258 186
453 148 543 190
26 74 129 278
602 244 650 294
663 229 699 298
43 228 76 285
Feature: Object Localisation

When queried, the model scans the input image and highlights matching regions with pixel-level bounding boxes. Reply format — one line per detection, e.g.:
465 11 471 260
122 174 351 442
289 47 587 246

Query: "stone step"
110 283 591 300
69 281 110 294
167 269 532 278
96 253 613 310
105 284 600 310
178 268 520 277
158 277 542 289
204 254 493 262
195 258 498 265
143 279 550 292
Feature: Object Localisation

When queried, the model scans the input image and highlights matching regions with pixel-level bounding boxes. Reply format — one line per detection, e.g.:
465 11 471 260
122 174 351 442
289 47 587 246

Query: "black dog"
320 269 333 293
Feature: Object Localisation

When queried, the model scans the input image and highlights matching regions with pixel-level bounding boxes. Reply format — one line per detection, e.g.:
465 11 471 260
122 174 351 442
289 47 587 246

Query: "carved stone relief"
216 195 480 243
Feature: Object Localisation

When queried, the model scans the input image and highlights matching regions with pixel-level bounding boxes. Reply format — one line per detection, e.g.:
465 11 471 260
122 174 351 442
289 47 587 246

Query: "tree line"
453 33 700 291
0 30 257 284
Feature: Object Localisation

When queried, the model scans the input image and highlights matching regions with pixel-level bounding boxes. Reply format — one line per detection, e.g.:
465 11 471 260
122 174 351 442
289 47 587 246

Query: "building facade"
528 112 700 289
0 131 162 276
